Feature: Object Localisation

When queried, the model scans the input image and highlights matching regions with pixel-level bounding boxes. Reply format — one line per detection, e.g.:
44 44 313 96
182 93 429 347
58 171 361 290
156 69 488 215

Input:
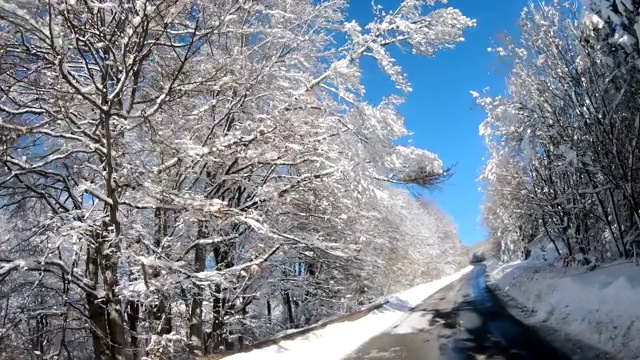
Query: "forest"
0 0 472 358
479 0 640 266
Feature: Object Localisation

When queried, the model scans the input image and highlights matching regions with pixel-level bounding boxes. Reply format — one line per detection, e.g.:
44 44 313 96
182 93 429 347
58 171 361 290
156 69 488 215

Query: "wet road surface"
343 265 573 360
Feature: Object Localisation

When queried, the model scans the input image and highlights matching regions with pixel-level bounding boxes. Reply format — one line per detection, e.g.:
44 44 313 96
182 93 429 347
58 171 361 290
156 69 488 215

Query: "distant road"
342 265 572 360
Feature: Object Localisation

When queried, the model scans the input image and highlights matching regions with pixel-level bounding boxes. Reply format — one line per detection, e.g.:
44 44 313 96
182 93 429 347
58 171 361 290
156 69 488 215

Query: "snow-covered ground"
221 266 472 360
491 258 640 359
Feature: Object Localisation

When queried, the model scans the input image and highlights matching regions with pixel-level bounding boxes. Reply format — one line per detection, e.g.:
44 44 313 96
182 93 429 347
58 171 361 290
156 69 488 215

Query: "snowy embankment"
491 259 640 359
220 267 472 360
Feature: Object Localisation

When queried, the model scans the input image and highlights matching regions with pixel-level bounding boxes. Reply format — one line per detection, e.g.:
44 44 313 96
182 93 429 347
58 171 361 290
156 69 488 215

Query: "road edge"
200 299 389 360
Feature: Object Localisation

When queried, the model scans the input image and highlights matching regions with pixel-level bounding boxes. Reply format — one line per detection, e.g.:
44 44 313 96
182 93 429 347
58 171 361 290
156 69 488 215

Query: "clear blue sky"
347 0 528 246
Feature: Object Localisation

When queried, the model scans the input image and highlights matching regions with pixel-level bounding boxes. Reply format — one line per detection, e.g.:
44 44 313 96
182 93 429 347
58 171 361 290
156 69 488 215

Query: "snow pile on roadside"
222 266 472 360
491 260 640 358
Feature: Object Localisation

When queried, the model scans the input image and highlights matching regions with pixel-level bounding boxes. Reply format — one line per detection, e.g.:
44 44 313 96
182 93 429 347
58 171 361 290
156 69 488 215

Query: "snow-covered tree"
0 0 473 357
478 0 640 264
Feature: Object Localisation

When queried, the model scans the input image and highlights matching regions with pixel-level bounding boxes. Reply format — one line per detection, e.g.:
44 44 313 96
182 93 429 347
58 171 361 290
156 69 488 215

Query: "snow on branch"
381 145 447 187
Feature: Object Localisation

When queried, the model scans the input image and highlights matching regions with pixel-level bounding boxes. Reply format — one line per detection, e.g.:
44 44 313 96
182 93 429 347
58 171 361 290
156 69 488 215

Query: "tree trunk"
266 298 272 325
127 301 140 360
91 195 128 360
189 223 207 355
149 208 172 357
585 170 623 258
608 188 627 258
238 306 247 349
100 238 130 360
210 284 224 353
151 297 172 336
208 240 235 353
97 40 129 358
283 291 295 328
86 246 111 360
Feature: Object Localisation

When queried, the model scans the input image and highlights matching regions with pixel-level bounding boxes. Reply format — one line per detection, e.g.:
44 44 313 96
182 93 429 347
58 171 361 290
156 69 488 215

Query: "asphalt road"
342 265 573 360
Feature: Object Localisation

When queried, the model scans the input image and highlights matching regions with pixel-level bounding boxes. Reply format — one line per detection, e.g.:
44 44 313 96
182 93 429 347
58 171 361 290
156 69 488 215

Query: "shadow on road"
434 265 571 360
343 265 612 360
489 283 619 360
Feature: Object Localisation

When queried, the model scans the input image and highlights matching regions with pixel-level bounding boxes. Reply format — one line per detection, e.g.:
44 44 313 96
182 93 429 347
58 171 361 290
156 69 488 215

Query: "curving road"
343 265 573 360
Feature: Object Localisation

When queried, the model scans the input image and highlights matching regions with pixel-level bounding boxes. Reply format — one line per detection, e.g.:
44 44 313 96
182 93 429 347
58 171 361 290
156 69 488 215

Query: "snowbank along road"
343 264 572 360
218 269 473 360
491 259 635 359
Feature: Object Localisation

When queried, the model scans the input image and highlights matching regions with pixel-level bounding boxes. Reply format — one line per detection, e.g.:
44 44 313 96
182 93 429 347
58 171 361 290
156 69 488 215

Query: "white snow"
389 145 444 177
491 258 640 358
583 13 605 29
221 266 472 360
